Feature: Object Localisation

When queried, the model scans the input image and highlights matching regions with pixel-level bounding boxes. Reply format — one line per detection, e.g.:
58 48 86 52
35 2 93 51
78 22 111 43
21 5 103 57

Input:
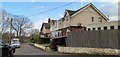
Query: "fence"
66 29 119 49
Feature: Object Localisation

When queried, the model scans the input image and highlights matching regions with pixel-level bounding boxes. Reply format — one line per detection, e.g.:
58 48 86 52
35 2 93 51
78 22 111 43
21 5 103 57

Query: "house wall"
42 26 46 34
42 26 50 34
57 6 108 30
50 21 59 37
86 21 120 30
58 12 70 29
70 7 107 27
50 5 108 38
46 29 50 33
50 21 58 31
50 31 58 37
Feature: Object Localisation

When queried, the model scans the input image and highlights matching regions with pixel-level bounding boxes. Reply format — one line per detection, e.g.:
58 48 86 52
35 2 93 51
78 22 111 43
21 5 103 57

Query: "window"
118 25 120 29
92 28 95 30
59 22 61 25
91 17 94 22
66 16 70 21
98 27 101 30
88 28 91 31
104 26 107 30
59 21 62 25
98 17 102 23
84 27 86 30
110 26 114 29
78 23 81 26
58 32 60 37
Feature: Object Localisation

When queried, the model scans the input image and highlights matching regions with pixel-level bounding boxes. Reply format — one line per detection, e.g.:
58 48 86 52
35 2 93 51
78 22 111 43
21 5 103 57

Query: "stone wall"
58 47 119 56
31 43 51 51
34 43 46 50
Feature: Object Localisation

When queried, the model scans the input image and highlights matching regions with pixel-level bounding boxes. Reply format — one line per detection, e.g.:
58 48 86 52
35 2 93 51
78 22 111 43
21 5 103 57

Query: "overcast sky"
1 0 119 29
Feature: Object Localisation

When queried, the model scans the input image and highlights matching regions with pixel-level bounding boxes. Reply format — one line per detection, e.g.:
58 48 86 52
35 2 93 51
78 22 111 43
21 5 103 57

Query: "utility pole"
9 18 13 44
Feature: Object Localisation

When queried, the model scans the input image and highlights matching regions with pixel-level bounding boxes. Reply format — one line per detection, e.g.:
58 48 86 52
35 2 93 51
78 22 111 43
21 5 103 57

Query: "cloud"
98 2 118 21
59 14 64 18
34 5 44 10
109 16 118 21
1 0 120 2
33 18 48 29
31 0 36 2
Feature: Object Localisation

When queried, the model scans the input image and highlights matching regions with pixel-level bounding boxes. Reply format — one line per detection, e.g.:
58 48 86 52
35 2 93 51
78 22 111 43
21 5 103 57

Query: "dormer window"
66 15 70 21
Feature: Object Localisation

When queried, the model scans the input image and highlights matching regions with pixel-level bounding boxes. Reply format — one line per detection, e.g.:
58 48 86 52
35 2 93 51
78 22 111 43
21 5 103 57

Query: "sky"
1 1 119 30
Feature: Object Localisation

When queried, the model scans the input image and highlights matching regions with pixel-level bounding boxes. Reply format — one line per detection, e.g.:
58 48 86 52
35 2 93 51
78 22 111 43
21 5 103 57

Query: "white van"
11 38 20 48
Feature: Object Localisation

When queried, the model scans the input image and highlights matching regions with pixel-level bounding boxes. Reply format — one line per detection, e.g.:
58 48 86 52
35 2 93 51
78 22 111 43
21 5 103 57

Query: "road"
14 43 62 55
14 43 117 57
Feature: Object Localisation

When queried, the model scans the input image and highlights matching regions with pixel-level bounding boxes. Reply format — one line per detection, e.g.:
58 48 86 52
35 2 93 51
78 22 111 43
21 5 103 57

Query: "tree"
30 29 40 36
11 16 33 37
0 10 10 33
0 9 33 38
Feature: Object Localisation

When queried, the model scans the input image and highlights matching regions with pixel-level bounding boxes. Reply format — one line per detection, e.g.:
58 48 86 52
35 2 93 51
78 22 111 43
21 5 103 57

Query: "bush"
30 35 41 43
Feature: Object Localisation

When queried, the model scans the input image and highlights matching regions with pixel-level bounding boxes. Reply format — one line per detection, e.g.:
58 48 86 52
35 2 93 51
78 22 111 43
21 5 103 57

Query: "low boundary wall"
58 47 119 56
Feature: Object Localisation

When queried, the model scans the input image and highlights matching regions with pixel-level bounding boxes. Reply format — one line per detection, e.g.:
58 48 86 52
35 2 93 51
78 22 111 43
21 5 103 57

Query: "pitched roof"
41 23 50 31
51 20 57 22
71 3 109 21
50 20 57 25
66 9 76 16
63 3 108 21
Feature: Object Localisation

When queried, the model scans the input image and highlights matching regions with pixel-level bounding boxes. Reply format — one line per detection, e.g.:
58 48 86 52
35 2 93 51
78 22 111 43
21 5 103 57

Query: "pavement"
13 43 118 57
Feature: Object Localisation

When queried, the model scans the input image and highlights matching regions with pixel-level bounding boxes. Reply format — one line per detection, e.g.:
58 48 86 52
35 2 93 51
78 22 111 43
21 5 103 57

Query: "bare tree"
11 16 33 37
30 29 40 36
0 10 10 33
0 9 33 38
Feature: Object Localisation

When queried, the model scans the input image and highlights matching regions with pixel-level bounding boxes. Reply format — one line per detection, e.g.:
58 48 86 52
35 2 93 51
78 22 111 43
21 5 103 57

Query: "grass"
40 44 50 47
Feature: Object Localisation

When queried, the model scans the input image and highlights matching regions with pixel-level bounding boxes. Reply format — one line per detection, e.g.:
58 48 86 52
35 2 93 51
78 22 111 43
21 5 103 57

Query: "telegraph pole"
9 18 13 44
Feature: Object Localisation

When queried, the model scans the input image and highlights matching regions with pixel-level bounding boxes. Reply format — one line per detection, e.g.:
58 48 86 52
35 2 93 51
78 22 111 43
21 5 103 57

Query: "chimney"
48 18 51 23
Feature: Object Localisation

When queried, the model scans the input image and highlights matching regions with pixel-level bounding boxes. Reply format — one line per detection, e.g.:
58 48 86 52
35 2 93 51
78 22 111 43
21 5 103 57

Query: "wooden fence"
66 29 119 49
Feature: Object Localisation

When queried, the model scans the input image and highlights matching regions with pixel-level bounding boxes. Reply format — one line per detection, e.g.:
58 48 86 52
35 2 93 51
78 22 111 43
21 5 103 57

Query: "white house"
86 20 120 30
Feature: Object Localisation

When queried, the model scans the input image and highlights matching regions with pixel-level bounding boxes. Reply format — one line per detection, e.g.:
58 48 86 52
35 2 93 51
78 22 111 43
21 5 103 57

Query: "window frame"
92 28 95 30
104 26 107 30
98 27 101 30
110 26 114 29
91 17 94 22
98 17 102 23
118 25 120 29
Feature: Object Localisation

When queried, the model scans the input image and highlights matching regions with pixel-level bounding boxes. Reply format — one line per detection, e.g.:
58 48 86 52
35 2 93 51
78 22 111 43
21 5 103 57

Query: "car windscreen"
12 40 20 44
0 41 6 48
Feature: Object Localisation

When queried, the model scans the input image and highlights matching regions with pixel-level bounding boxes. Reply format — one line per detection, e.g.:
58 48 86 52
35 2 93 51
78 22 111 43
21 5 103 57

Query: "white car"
11 38 20 48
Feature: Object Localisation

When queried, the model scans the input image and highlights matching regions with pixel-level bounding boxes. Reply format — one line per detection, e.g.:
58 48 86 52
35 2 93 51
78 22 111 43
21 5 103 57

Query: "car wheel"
9 51 13 57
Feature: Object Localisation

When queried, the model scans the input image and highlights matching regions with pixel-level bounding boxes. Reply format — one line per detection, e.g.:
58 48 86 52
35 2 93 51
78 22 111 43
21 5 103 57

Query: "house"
49 3 109 50
50 3 109 38
50 20 58 37
86 20 120 30
40 19 50 37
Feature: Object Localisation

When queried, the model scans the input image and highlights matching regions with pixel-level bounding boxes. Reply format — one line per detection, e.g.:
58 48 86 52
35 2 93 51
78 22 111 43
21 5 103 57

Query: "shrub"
30 35 41 43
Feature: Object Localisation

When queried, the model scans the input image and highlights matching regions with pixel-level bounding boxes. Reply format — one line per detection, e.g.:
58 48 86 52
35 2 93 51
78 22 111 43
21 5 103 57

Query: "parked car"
0 40 16 57
49 39 58 51
11 38 20 48
50 36 66 51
